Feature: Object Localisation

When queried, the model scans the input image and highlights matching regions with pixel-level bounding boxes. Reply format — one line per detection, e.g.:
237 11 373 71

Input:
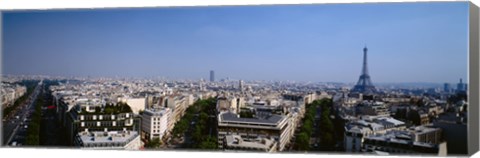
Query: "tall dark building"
457 78 466 93
444 83 451 93
351 46 376 94
210 70 215 82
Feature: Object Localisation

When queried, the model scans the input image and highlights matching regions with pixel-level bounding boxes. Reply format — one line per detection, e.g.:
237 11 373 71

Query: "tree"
296 132 310 151
172 119 188 138
302 120 313 136
144 138 161 148
198 136 217 149
239 110 254 118
199 112 209 122
320 132 334 151
191 125 203 143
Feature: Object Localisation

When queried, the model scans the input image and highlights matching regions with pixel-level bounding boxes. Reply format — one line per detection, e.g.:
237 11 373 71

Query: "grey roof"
78 131 139 145
374 117 405 126
220 112 285 125
143 108 170 116
224 135 275 149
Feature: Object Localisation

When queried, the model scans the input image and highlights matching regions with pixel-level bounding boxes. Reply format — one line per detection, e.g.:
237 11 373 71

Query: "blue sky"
2 2 469 83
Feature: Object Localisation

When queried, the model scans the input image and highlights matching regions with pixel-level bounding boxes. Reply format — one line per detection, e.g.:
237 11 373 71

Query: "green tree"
198 136 217 149
144 138 161 148
302 120 313 136
296 132 310 151
320 132 334 150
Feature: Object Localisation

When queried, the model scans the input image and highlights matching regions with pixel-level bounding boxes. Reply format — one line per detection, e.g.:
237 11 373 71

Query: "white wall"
126 98 146 114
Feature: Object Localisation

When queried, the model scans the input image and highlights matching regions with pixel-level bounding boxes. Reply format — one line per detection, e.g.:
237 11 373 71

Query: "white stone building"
140 108 171 140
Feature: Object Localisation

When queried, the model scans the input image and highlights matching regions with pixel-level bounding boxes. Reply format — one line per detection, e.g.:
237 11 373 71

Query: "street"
2 80 42 146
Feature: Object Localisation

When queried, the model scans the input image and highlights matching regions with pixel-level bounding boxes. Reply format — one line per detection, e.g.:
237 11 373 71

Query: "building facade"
362 130 447 156
217 112 293 152
344 116 406 152
140 108 171 140
74 130 142 150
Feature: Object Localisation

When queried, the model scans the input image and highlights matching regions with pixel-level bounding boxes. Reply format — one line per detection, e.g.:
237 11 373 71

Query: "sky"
2 2 469 83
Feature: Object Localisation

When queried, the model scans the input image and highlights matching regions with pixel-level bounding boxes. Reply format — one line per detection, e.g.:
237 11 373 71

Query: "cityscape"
1 2 470 157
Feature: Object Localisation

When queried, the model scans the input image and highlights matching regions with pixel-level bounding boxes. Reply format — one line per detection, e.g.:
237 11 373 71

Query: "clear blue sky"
2 2 469 83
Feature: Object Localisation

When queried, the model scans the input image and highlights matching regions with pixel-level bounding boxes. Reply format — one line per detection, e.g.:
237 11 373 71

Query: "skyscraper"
210 70 215 82
457 78 466 93
351 46 376 94
444 83 451 93
239 80 244 91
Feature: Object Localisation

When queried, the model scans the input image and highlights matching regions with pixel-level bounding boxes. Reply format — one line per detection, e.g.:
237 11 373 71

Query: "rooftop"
409 126 441 135
224 135 276 150
365 130 437 148
374 116 405 126
346 116 405 133
219 112 285 125
77 130 139 145
143 107 171 116
77 102 133 115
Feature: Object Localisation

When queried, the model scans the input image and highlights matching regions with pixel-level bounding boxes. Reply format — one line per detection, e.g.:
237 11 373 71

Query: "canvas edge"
0 10 4 147
468 1 480 156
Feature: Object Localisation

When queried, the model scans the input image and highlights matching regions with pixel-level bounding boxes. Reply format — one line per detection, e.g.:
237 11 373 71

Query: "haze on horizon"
2 2 469 83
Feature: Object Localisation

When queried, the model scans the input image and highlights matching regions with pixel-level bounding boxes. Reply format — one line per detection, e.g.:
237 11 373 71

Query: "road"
39 86 67 147
2 80 43 146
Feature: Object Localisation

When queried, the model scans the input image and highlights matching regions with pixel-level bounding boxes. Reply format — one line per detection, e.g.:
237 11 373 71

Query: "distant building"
0 83 27 108
210 70 215 82
216 96 245 114
443 83 451 93
355 101 390 117
118 97 146 115
140 108 171 141
217 97 230 112
456 78 466 93
408 109 430 126
161 95 191 136
239 80 244 91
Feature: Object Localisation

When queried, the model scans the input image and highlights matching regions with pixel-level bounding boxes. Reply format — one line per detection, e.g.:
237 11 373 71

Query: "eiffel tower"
352 46 376 94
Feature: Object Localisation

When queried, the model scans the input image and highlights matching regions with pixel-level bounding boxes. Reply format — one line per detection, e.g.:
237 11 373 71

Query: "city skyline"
2 2 469 83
